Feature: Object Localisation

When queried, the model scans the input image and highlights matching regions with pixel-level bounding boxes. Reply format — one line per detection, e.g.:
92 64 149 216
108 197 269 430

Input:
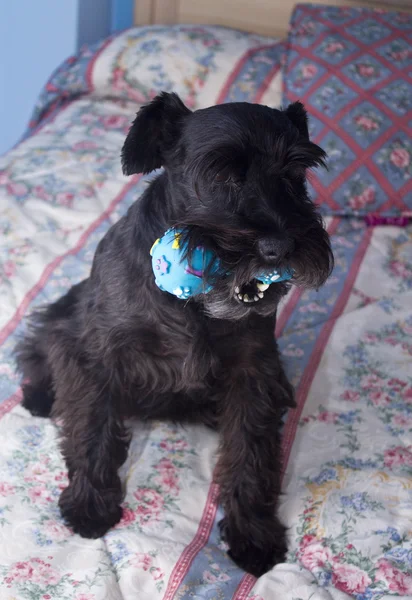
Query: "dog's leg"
15 281 88 417
55 370 129 538
215 372 289 577
277 362 295 409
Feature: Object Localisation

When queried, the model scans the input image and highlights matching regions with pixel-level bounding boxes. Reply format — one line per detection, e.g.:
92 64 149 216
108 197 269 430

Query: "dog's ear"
121 92 191 175
281 102 327 175
283 140 327 175
284 101 310 140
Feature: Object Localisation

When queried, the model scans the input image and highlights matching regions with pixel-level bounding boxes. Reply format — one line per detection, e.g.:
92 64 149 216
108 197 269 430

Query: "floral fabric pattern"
287 305 412 599
284 3 412 216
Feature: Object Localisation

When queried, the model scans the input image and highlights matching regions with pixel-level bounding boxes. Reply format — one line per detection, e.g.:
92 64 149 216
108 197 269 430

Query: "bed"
0 2 411 599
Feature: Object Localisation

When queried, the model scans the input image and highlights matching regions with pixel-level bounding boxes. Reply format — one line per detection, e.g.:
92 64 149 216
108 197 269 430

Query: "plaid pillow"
283 3 412 216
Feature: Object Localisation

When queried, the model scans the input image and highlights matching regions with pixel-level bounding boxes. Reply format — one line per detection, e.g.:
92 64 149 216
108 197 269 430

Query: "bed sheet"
0 25 412 600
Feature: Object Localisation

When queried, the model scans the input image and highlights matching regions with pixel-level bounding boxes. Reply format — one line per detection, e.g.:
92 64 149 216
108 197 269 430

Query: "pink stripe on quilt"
233 574 256 600
162 483 219 600
85 36 115 90
275 218 339 338
275 287 303 339
0 390 22 420
254 62 282 104
282 226 373 467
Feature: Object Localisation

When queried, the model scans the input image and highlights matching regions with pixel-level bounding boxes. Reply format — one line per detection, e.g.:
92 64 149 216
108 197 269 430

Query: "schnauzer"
15 92 333 577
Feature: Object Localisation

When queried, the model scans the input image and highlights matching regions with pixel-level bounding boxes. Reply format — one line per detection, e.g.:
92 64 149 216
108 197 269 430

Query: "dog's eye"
214 167 235 184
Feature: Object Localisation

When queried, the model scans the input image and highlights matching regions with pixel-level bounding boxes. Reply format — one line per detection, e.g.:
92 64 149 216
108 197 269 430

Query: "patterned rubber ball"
150 228 294 300
150 228 220 299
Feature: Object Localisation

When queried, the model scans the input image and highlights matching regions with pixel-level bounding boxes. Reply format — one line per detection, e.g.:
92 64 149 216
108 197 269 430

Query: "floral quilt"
0 22 411 600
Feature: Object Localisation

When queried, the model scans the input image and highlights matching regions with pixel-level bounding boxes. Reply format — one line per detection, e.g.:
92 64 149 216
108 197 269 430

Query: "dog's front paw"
62 505 123 539
218 517 287 577
59 478 123 539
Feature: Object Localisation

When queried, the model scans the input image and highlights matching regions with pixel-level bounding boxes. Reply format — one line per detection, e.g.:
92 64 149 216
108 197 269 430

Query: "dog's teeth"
237 294 244 301
234 286 240 294
254 295 259 301
257 291 264 298
256 282 270 291
244 294 250 302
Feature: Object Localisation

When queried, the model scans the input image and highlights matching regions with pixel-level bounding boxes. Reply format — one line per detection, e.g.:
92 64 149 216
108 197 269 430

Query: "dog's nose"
258 236 295 262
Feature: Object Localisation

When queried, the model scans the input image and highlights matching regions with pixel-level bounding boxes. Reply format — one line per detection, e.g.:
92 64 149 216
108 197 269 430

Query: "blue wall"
77 0 111 49
0 0 136 156
0 1 79 155
76 0 134 50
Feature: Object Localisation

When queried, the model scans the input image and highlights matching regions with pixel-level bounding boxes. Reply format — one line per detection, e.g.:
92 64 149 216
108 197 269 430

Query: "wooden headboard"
132 0 412 38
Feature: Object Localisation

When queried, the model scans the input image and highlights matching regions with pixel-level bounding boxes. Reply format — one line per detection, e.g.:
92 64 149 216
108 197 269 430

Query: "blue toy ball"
150 228 293 299
254 270 293 285
151 229 220 299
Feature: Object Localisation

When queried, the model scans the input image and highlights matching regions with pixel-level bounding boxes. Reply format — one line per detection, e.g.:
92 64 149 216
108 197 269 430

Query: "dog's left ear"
122 92 191 175
284 101 310 139
283 101 327 174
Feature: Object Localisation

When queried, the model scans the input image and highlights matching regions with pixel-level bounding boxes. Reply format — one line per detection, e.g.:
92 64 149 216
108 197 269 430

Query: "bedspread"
0 24 411 600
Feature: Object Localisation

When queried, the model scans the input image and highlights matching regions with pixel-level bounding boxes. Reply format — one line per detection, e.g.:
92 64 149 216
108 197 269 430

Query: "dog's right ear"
121 92 191 175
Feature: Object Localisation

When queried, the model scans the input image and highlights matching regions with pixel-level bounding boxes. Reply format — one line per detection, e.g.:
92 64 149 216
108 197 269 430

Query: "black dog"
16 93 333 577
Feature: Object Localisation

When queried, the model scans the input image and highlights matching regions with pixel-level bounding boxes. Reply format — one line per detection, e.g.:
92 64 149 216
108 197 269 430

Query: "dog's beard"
177 210 333 321
287 222 334 289
186 226 333 321
201 281 285 320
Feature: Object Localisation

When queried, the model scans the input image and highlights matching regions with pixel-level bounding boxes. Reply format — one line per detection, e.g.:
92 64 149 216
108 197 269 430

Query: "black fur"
15 94 333 577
